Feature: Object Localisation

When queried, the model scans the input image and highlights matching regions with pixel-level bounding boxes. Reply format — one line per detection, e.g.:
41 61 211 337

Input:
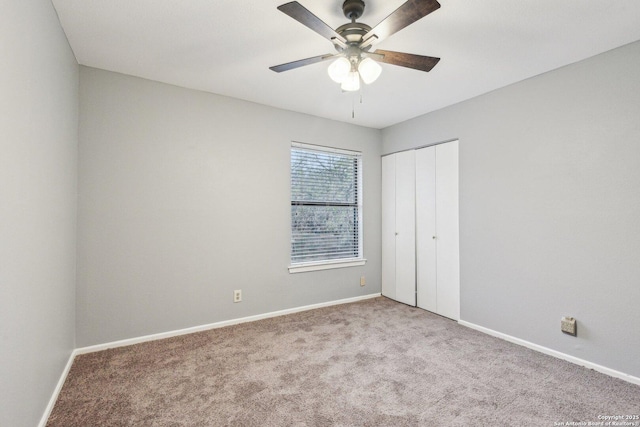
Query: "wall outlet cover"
561 316 577 336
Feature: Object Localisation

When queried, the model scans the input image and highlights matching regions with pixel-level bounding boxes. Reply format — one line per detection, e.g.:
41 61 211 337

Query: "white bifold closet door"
416 141 460 320
381 150 416 306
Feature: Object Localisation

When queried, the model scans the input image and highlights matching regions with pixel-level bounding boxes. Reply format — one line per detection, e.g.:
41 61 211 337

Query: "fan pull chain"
352 94 355 119
351 90 364 119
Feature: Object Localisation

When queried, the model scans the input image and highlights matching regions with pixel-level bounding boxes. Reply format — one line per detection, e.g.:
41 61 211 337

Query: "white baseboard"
75 293 381 355
458 320 640 386
38 350 76 427
40 292 381 425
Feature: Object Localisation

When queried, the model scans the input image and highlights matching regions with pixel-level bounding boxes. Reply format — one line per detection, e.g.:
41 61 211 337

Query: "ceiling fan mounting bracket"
342 0 365 21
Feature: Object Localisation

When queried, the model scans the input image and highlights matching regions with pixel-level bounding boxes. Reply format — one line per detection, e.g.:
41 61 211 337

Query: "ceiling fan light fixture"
341 70 361 91
328 57 351 83
358 57 382 84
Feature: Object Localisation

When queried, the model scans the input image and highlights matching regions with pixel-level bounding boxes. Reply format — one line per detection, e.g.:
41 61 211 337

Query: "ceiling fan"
269 0 441 92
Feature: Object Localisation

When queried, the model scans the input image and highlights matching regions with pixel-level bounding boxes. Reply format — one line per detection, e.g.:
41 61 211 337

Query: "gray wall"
0 1 79 426
382 41 640 377
76 67 382 347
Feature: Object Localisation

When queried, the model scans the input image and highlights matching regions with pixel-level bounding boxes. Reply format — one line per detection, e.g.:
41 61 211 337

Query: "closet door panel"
381 155 396 300
435 141 460 320
394 150 416 306
415 146 437 312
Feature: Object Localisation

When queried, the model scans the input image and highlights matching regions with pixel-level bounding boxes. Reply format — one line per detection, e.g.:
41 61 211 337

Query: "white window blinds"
290 143 362 265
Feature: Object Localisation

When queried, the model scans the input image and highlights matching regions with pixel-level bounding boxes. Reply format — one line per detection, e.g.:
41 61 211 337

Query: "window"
289 142 365 273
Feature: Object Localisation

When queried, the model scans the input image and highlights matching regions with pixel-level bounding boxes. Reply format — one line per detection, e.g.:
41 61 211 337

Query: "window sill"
288 258 367 274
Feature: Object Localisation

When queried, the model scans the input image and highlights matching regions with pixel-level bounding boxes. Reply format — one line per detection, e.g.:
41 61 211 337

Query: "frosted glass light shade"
327 57 351 83
358 57 382 84
341 71 360 91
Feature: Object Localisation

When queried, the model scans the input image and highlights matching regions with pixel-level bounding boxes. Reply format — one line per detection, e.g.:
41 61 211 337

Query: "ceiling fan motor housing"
342 0 365 21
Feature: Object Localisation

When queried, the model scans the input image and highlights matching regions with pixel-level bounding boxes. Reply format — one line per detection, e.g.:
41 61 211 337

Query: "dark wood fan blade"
278 2 346 43
362 0 440 46
270 53 337 73
374 49 440 72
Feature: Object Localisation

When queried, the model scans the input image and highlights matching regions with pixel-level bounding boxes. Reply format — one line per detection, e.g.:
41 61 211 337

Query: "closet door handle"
395 232 399 236
432 236 437 239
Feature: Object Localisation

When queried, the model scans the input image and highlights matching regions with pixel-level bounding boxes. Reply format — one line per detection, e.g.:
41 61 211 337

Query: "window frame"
288 142 366 273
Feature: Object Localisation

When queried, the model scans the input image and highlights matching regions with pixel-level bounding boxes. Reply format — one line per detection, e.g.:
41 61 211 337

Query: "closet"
381 140 459 320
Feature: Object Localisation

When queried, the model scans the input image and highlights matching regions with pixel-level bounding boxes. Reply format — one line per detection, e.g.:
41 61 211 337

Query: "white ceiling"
51 0 640 129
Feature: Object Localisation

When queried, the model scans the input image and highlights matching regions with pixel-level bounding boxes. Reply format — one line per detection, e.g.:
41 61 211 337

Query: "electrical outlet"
561 316 577 336
233 290 242 303
360 276 366 287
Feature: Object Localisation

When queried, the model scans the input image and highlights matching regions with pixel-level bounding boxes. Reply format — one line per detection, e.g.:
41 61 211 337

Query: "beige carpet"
48 297 639 426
